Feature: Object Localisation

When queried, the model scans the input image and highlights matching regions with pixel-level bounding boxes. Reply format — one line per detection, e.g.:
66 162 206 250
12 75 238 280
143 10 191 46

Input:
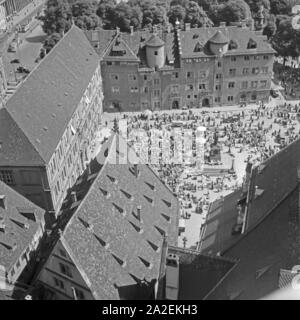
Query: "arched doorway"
172 100 179 109
202 98 210 107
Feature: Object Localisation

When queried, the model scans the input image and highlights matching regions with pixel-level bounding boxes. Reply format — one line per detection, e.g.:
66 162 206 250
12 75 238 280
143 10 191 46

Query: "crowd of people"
104 100 300 247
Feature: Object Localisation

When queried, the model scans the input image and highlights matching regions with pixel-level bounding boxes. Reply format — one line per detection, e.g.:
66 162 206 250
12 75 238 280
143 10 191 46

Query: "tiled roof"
206 186 300 300
245 138 300 231
179 26 275 58
199 189 243 255
55 134 179 300
168 246 237 300
145 34 165 47
0 181 45 271
3 26 99 164
278 269 296 289
84 29 175 66
209 30 229 44
0 108 44 166
102 34 139 62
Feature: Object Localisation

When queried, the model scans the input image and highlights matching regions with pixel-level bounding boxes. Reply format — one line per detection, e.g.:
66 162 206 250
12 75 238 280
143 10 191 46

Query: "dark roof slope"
0 180 45 271
209 30 229 44
168 246 237 300
4 26 99 164
206 186 300 300
0 108 44 166
56 134 179 299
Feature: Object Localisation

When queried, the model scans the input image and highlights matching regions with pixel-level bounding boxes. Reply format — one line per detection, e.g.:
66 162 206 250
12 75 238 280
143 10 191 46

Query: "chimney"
71 191 77 203
116 27 120 35
167 23 171 33
0 221 5 233
130 25 134 35
241 20 247 29
0 195 6 209
87 163 92 176
165 253 179 300
185 23 191 31
136 205 141 221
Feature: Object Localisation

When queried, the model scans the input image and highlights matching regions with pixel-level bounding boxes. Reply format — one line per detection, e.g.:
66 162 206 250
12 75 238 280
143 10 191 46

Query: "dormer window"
228 40 238 50
247 39 257 49
194 42 203 53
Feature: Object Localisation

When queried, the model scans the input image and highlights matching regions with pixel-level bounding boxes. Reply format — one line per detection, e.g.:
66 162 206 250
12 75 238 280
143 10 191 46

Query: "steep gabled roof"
52 134 179 299
3 26 99 164
209 30 229 44
0 181 45 271
145 34 165 47
102 34 139 62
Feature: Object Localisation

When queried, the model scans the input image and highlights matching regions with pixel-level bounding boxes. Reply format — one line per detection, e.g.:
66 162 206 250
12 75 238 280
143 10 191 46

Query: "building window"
172 72 179 79
228 41 238 50
243 68 249 75
251 93 257 101
244 56 250 61
154 101 160 109
199 84 206 90
59 249 67 258
227 96 234 102
247 39 257 49
154 78 160 85
229 69 236 76
110 74 119 81
128 74 137 81
130 87 138 93
231 56 237 62
199 70 207 79
228 82 235 88
144 87 148 93
251 81 258 88
112 86 120 93
188 84 193 90
254 56 260 60
187 71 193 79
240 94 246 102
262 67 268 74
107 62 113 66
0 170 15 185
252 67 260 75
54 277 65 290
241 81 248 89
215 84 221 91
74 288 85 300
217 61 222 67
260 80 267 88
154 89 160 97
215 97 221 103
144 75 148 81
263 55 269 60
154 51 158 56
59 263 72 278
216 73 222 79
194 94 198 99
171 85 179 93
16 260 20 269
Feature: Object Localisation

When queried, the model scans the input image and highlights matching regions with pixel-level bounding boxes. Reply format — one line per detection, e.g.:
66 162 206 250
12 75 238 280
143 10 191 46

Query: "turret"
145 31 165 69
209 30 228 56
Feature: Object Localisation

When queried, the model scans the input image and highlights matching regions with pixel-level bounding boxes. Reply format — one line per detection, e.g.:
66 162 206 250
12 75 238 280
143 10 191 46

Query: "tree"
184 1 213 27
72 1 101 30
39 0 73 36
43 32 62 53
103 2 142 32
272 16 300 58
244 0 270 14
216 0 252 25
197 0 218 12
142 5 167 28
263 14 277 38
168 4 186 25
270 0 292 15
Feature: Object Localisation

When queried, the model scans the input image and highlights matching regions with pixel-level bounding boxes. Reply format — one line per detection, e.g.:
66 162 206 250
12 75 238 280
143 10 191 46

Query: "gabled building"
0 180 45 296
0 26 104 222
196 137 300 299
34 134 179 300
85 21 275 112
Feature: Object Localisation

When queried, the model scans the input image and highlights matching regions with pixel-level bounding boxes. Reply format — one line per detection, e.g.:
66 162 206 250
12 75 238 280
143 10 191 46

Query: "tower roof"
145 34 165 47
209 30 228 44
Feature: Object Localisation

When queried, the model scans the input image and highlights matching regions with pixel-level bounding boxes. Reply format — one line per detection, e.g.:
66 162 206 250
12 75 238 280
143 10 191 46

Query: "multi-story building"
0 26 104 222
34 134 179 300
0 180 45 297
85 21 275 112
0 0 35 19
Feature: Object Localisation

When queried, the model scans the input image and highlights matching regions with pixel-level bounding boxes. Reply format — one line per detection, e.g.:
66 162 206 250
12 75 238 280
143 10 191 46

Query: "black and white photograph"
0 0 300 304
